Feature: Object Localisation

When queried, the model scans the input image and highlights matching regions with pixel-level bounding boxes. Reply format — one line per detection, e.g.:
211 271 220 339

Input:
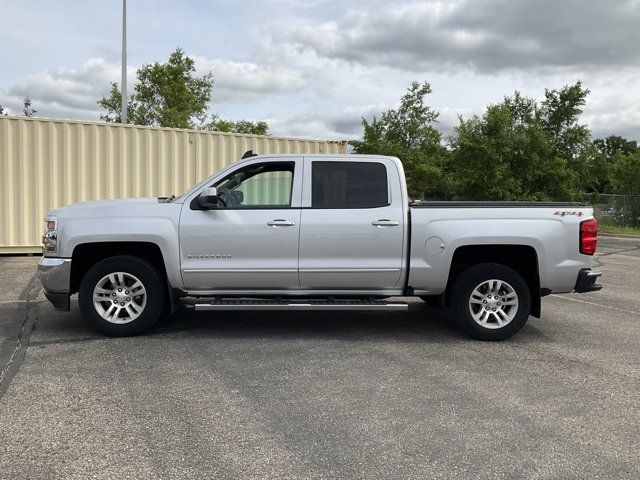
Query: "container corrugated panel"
0 116 346 253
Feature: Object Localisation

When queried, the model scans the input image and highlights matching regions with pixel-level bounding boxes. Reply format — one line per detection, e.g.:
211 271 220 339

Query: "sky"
1 0 639 141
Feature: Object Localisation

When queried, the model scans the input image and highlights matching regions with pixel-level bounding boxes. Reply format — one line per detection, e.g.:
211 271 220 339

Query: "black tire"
451 263 531 341
78 255 166 336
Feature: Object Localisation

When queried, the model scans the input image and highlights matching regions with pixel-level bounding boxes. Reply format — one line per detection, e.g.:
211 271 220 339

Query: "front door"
298 158 406 290
180 159 302 291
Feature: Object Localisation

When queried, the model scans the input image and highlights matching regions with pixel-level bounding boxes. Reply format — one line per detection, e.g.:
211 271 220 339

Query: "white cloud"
194 57 308 103
0 58 125 119
0 56 309 120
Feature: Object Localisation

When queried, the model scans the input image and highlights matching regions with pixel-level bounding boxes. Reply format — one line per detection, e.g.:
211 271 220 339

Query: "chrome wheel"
92 272 147 324
468 279 519 329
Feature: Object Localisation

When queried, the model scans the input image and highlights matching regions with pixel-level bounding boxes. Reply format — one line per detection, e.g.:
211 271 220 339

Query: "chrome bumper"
38 257 72 292
38 257 72 311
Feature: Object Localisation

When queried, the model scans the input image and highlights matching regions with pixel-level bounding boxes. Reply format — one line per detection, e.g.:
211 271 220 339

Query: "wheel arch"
445 244 541 317
70 241 169 296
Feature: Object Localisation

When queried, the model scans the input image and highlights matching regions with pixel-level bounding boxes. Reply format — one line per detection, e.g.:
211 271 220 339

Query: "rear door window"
311 161 389 208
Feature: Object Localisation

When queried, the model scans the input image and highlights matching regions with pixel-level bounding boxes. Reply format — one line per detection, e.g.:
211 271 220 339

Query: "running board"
193 299 409 311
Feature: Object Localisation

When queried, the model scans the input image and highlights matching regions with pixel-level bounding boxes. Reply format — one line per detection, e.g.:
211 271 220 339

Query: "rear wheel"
78 255 166 336
451 263 531 341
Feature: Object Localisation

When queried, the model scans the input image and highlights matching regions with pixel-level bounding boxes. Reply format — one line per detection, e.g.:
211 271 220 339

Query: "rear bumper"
574 268 603 293
38 257 72 311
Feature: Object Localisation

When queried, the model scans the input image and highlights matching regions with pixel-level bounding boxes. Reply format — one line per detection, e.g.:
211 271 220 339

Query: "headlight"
42 216 58 253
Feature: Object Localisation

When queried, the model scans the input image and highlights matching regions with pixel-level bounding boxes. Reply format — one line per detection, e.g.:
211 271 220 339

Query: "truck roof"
248 153 397 160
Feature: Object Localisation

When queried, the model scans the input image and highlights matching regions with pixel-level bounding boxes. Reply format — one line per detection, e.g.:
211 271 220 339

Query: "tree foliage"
351 81 633 202
450 84 590 201
23 97 37 117
350 81 448 198
98 48 268 134
610 151 640 195
99 48 212 129
204 115 269 135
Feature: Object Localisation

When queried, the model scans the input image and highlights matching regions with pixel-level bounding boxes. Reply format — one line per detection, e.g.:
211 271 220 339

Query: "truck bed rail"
410 201 587 208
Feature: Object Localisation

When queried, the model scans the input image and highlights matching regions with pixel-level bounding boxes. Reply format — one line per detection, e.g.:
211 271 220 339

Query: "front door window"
214 162 294 209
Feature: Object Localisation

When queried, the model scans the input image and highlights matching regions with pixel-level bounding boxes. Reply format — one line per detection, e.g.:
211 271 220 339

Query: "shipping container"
0 116 347 253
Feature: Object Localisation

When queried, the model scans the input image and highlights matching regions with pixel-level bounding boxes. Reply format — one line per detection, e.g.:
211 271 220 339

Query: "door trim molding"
186 288 405 296
299 268 400 273
183 268 297 273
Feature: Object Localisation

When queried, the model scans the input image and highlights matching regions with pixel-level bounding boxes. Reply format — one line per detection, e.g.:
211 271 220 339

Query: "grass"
599 224 640 236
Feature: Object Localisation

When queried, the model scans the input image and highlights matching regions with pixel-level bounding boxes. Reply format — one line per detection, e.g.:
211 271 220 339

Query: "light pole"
121 0 127 124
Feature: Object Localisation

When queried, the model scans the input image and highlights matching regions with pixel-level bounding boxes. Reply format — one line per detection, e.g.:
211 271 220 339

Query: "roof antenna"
242 150 257 159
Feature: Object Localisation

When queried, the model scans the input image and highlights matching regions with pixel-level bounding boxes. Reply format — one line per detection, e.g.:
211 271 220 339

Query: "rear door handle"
372 219 400 227
267 219 296 227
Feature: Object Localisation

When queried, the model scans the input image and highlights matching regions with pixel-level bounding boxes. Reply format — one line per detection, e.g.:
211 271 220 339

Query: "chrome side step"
193 299 409 311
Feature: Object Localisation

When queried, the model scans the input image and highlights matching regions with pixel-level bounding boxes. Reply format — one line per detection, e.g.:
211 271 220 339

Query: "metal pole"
121 0 128 124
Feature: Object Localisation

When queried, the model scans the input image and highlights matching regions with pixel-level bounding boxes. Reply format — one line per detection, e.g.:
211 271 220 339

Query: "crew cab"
38 154 602 340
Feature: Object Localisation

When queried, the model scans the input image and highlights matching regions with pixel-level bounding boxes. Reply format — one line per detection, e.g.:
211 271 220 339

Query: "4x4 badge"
553 211 584 217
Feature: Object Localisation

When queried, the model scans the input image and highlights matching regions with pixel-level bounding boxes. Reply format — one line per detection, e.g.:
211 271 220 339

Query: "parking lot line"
550 293 637 314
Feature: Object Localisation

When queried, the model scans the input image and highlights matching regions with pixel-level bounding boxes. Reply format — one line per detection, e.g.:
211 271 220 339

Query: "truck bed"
407 203 594 296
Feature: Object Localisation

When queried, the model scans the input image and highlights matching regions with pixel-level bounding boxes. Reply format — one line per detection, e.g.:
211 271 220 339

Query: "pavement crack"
0 277 41 397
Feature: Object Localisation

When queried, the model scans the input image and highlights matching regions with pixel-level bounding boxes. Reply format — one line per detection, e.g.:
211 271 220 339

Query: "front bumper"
38 257 72 311
574 268 603 293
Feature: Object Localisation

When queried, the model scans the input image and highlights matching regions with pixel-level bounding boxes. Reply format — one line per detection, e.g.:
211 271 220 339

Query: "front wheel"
451 263 531 341
78 255 166 336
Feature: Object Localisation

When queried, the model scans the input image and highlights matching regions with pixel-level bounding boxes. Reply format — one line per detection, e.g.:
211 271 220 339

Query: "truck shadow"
151 305 468 343
36 300 549 344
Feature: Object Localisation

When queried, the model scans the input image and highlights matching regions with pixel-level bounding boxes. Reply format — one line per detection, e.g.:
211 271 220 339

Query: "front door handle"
267 219 296 227
372 219 400 227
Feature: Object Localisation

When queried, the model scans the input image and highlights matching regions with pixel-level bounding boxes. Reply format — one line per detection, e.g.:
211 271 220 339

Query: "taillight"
580 219 598 255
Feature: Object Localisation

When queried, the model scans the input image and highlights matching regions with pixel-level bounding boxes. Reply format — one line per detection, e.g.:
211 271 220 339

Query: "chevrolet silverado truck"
38 153 602 340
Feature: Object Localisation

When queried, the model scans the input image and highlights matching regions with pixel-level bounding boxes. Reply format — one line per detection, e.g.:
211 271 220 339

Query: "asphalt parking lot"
0 236 638 479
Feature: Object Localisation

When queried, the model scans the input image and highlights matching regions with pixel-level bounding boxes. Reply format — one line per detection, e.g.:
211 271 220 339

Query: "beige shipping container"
0 116 347 254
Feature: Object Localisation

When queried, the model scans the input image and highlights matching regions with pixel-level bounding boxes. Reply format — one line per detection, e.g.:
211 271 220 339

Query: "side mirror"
197 187 219 209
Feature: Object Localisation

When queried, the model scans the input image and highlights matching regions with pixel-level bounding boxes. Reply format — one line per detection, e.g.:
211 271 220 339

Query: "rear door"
298 158 405 290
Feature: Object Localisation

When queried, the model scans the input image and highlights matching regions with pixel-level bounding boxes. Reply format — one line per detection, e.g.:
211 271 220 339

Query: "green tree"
99 48 269 134
99 48 212 128
449 84 590 201
23 97 37 117
350 81 448 198
585 135 640 194
205 115 269 135
593 135 638 157
0 104 6 115
609 150 640 227
541 82 591 161
611 151 640 195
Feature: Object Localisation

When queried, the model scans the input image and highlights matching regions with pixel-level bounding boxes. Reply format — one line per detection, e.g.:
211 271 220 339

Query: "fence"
0 116 347 253
583 193 640 229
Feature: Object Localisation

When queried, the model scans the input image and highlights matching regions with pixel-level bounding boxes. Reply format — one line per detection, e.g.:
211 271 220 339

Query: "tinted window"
311 161 388 208
214 162 294 208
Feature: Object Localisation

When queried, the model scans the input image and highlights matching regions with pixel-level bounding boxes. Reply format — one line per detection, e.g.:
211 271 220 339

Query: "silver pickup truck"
38 154 602 340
